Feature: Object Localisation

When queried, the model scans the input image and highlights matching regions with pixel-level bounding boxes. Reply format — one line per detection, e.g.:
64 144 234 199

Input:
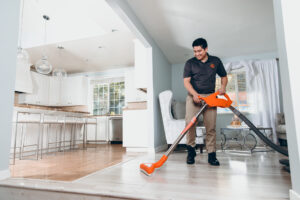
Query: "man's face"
193 46 208 60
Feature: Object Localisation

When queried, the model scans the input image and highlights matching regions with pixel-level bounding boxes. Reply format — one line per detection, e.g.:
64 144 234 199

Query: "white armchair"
159 90 205 151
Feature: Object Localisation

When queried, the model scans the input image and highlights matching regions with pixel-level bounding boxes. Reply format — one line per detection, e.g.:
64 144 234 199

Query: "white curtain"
224 59 280 142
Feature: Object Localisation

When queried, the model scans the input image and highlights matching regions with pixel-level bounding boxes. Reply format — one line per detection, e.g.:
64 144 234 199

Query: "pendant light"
35 15 52 74
17 0 29 63
52 46 67 77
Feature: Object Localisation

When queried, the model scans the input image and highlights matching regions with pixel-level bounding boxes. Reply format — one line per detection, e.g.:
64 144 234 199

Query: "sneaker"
186 145 196 164
208 152 220 166
279 159 289 166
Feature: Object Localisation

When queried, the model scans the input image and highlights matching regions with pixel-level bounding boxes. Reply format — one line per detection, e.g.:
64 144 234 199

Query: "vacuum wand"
164 103 207 157
140 103 208 176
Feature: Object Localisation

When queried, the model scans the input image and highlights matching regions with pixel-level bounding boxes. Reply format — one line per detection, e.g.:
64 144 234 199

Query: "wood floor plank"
10 144 143 181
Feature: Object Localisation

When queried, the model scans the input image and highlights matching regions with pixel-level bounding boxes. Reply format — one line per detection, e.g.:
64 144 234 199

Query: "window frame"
91 77 125 116
216 69 249 114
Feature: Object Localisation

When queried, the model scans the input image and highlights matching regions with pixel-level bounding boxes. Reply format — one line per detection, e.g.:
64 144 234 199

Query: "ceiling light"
52 45 67 77
35 15 52 75
111 29 118 32
52 68 67 77
17 47 29 62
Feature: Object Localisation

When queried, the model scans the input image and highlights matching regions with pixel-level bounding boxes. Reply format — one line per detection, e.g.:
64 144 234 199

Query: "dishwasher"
108 116 123 143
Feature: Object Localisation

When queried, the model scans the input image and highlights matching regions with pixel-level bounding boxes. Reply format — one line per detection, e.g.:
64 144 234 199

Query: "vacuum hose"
229 106 288 157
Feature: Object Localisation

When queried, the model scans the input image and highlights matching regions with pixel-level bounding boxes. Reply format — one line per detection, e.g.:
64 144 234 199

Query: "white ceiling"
126 0 277 64
21 0 278 73
21 0 135 73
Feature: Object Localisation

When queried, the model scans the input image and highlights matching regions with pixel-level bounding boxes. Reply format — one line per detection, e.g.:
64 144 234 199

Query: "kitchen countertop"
14 92 90 114
14 105 90 114
123 101 147 110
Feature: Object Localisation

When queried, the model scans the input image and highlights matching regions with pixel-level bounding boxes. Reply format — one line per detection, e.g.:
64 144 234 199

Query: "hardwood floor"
9 144 143 181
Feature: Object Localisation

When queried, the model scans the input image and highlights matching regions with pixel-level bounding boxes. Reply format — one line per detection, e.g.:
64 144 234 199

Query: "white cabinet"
18 72 88 107
134 39 151 89
86 116 109 141
15 61 33 93
60 76 88 106
48 77 61 106
123 109 148 148
18 72 49 105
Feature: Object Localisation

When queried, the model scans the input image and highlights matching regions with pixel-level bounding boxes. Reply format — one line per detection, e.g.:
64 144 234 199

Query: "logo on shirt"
210 63 215 69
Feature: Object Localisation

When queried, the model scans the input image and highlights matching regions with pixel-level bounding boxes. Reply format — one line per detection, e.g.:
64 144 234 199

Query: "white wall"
0 0 20 179
152 45 172 147
124 67 147 103
106 0 172 151
273 0 300 198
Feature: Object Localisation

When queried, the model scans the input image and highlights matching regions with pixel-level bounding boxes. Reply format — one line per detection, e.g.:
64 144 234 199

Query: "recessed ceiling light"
98 46 103 49
111 29 118 32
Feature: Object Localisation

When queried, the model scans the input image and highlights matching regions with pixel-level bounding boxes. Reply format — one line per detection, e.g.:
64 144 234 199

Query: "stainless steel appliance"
108 116 123 142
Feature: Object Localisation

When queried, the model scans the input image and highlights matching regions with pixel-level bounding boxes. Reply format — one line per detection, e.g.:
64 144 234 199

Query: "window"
109 82 125 115
215 71 249 113
93 81 125 115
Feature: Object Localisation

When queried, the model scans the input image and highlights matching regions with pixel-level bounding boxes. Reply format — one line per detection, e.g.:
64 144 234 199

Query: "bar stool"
72 116 86 150
43 114 86 154
11 111 43 164
42 114 65 157
63 115 82 151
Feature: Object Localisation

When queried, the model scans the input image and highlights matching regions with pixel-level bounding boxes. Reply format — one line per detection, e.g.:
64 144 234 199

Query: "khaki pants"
185 94 217 153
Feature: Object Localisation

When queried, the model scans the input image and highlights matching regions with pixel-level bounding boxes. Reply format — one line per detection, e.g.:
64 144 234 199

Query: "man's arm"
183 77 201 103
218 76 228 95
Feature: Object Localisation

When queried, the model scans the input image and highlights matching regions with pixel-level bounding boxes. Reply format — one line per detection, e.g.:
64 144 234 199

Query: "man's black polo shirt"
183 54 227 94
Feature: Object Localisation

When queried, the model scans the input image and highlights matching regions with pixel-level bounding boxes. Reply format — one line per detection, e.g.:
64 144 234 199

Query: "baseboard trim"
0 169 10 180
125 144 168 153
126 147 149 152
290 189 300 200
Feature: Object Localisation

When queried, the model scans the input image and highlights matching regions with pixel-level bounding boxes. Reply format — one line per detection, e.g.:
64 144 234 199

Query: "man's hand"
193 93 202 103
218 88 226 95
219 76 228 95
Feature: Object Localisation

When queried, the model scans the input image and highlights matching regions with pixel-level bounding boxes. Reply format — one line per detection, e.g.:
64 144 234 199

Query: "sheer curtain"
224 59 280 142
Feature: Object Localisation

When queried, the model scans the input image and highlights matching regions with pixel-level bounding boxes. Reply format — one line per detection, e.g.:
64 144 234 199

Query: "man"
183 38 228 166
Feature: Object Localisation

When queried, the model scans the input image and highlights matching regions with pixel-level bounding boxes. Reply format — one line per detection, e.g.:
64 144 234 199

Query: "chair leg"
20 124 25 160
38 123 43 160
95 123 97 148
46 124 50 154
12 122 18 165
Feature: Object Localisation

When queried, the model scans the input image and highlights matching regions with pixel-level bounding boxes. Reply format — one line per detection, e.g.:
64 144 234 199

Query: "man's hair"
192 38 208 49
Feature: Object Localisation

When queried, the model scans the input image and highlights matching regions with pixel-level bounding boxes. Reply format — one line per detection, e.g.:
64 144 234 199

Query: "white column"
273 0 300 199
0 0 20 179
